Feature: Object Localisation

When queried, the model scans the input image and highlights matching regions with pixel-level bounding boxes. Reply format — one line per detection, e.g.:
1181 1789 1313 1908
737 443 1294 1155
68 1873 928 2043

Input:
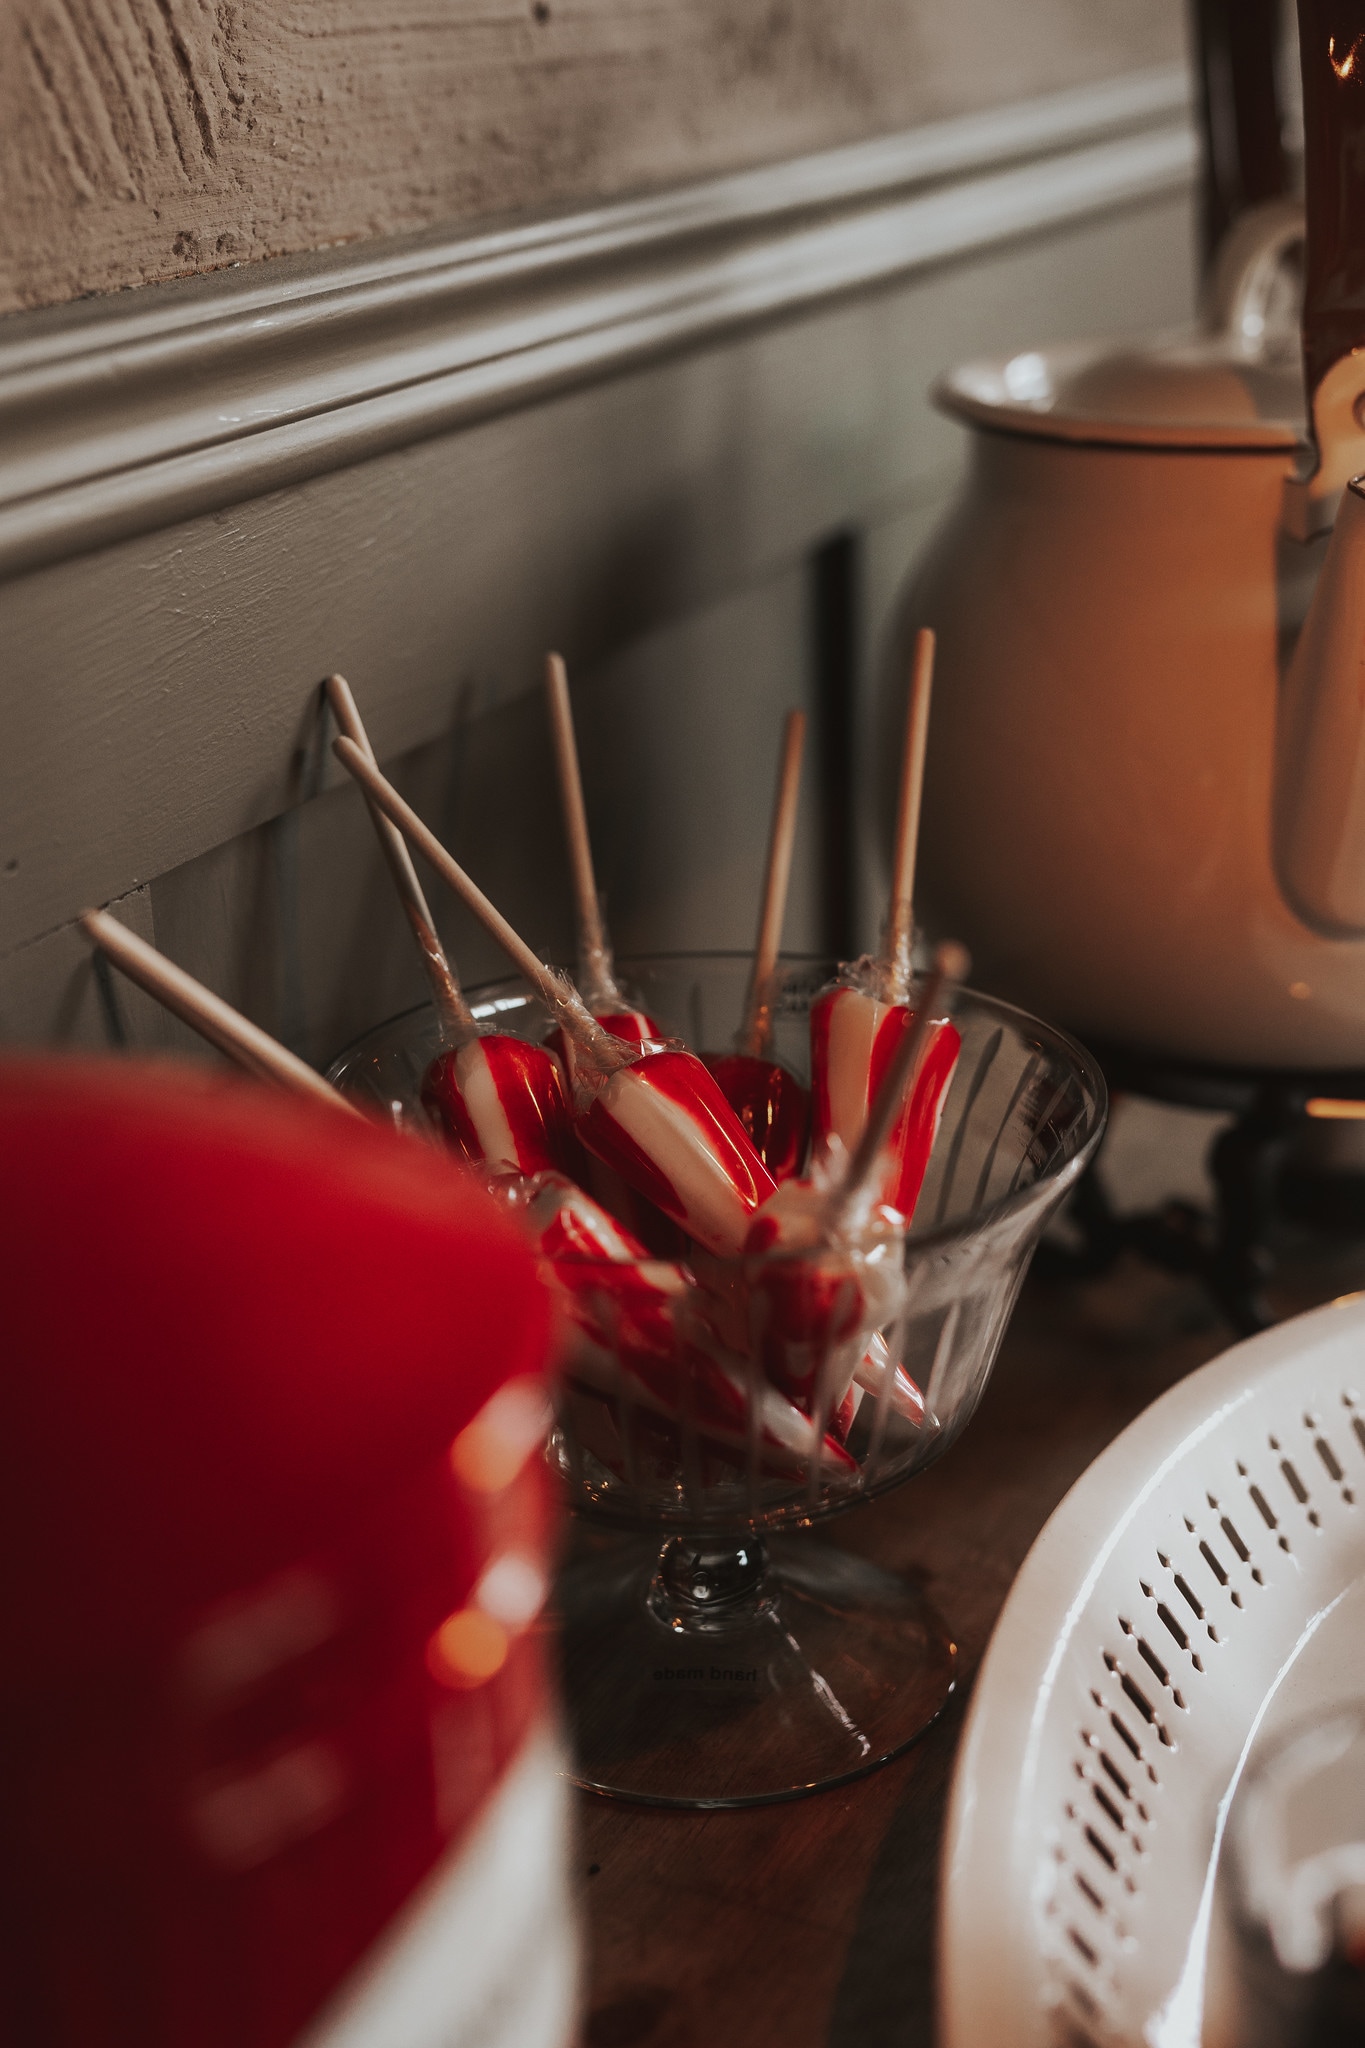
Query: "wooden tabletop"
569 1233 1365 2048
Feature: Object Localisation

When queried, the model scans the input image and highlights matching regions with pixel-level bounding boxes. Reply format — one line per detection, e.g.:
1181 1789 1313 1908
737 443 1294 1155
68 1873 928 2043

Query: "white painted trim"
0 64 1193 581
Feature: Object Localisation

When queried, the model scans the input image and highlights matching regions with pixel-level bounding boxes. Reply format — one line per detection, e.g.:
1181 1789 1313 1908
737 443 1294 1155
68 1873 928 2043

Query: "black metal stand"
1036 1044 1365 1337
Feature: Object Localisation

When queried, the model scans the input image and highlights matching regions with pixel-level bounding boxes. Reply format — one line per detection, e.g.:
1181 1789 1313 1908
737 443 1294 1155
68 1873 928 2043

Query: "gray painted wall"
0 81 1198 1075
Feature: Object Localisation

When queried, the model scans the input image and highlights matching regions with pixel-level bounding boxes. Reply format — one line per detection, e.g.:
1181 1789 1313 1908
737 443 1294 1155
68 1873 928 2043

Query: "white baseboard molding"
0 65 1193 583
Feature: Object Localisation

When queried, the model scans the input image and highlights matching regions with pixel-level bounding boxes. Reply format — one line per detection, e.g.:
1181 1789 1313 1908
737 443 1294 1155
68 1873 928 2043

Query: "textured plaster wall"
0 0 1186 314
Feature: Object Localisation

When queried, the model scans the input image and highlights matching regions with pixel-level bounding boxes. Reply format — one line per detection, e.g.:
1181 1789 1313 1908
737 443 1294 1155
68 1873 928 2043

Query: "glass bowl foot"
556 1530 956 1808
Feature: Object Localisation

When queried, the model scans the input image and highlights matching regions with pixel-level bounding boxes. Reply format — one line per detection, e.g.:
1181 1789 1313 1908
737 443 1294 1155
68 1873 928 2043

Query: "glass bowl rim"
326 949 1109 1255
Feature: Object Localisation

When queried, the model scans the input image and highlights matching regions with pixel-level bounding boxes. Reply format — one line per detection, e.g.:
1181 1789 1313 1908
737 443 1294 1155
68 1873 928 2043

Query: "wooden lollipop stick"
828 938 968 1230
325 675 473 1041
331 736 610 1053
884 627 936 1001
739 709 806 1058
544 651 619 1011
80 909 363 1119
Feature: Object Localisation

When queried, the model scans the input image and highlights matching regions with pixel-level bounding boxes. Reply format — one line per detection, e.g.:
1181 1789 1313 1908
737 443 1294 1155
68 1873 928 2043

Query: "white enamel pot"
893 206 1365 1072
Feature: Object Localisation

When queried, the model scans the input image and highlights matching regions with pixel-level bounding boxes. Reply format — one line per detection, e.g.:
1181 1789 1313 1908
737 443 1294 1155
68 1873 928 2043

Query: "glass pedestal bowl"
328 953 1106 1808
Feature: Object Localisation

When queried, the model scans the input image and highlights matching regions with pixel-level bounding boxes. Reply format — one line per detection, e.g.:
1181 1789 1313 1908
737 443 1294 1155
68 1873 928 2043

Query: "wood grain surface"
568 1237 1365 2047
0 0 1185 313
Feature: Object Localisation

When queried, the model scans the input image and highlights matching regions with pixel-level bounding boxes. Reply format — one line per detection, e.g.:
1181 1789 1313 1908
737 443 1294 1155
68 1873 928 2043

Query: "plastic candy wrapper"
545 1006 661 1082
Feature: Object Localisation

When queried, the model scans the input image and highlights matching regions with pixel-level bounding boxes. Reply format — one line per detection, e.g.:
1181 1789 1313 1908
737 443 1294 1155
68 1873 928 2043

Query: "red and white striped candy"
741 1176 907 1414
809 984 960 1220
422 1036 576 1178
703 1052 809 1183
513 1172 687 1374
575 1048 777 1257
549 1009 686 1256
505 1172 853 1482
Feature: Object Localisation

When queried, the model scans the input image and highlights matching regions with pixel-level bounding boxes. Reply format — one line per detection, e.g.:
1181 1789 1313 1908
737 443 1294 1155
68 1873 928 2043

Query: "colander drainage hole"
1067 1927 1099 1967
1104 1653 1174 1743
1061 2005 1104 2048
1069 1979 1100 2018
1155 1600 1203 1669
1121 1670 1154 1723
1087 1735 1151 1819
1093 1691 1156 1778
1247 1482 1278 1529
1317 1438 1344 1479
1091 1783 1125 1833
1082 1825 1116 1873
1065 2020 1106 2048
1151 1597 1184 1647
1109 1709 1141 1760
1094 1746 1127 1795
1137 1634 1183 1705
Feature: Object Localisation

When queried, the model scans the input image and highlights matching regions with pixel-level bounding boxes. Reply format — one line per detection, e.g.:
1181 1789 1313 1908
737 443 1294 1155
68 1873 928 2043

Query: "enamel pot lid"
937 199 1308 454
937 330 1305 452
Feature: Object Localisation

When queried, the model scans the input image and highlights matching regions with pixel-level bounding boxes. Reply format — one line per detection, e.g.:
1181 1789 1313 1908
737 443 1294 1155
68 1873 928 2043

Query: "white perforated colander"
940 1294 1365 2048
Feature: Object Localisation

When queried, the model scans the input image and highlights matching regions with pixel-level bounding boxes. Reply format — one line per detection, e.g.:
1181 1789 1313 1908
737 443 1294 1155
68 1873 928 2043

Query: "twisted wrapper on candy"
548 1012 658 1076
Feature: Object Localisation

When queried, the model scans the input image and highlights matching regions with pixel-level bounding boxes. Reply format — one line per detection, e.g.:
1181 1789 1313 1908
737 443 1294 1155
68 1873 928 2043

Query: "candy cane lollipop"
332 740 778 1255
705 709 811 1182
543 652 685 1247
809 629 961 1219
544 653 659 1047
747 943 968 1419
327 676 575 1179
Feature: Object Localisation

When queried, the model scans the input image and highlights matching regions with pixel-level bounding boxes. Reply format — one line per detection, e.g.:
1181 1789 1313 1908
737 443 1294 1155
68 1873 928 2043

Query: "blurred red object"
0 1057 570 2048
